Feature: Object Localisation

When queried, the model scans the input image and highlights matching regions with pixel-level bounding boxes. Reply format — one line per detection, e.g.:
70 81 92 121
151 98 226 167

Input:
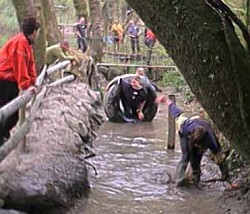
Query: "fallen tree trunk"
0 81 104 213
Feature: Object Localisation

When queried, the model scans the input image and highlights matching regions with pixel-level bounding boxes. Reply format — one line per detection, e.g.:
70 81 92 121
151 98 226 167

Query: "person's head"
60 40 70 52
130 75 142 90
135 67 145 76
189 126 209 150
22 17 40 41
198 107 206 118
79 17 85 24
128 20 134 26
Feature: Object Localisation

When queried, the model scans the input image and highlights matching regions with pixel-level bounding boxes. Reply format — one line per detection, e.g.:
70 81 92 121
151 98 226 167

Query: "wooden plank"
167 95 176 150
97 62 177 70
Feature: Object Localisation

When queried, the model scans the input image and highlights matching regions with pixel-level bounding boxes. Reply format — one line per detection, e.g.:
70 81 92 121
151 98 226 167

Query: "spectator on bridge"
0 17 40 146
46 40 78 66
127 20 141 54
144 28 156 65
156 96 229 187
110 19 124 52
76 16 88 53
144 28 156 49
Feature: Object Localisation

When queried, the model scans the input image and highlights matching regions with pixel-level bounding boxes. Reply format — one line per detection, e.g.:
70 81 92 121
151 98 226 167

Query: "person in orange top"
0 17 40 146
110 19 124 52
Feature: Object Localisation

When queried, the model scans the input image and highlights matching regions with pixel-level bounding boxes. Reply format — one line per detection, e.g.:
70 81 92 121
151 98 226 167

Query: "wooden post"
167 95 176 150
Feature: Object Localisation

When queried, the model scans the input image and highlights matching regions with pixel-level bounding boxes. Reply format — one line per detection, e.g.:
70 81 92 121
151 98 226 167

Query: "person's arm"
207 132 221 154
168 102 183 119
76 25 82 38
208 132 229 180
55 48 76 62
12 42 37 90
136 100 146 120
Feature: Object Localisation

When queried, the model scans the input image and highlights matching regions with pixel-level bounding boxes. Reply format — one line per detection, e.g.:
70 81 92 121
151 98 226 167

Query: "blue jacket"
169 102 220 154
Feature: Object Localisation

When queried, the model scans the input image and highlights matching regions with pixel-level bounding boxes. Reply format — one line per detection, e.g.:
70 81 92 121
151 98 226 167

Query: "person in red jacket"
0 17 40 145
144 28 156 48
144 28 156 65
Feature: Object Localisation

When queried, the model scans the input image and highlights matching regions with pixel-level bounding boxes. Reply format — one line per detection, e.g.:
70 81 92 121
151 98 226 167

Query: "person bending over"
46 40 77 66
157 96 229 187
119 76 147 121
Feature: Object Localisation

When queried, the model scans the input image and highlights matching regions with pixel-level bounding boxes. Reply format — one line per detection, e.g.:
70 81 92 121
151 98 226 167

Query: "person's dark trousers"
131 37 140 54
131 38 136 53
77 37 88 53
175 133 190 183
190 148 203 183
0 80 19 145
146 48 153 65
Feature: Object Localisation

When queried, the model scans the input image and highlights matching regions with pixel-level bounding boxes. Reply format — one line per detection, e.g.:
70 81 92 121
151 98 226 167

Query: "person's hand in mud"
137 110 144 121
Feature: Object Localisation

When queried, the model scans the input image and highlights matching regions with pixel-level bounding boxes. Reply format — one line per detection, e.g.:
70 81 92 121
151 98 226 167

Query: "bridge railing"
0 60 75 163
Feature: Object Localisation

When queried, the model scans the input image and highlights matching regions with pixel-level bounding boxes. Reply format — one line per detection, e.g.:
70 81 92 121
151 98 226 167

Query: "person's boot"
176 162 190 187
176 177 190 187
219 161 229 181
190 170 201 185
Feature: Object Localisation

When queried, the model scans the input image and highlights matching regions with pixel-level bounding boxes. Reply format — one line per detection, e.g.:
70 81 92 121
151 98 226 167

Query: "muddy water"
69 105 228 214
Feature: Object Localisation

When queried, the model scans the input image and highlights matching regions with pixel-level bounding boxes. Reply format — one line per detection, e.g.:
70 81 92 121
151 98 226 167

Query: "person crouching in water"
119 76 146 122
156 96 229 187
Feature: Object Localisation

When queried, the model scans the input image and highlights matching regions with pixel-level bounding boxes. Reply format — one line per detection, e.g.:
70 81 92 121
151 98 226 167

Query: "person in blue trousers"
156 96 229 187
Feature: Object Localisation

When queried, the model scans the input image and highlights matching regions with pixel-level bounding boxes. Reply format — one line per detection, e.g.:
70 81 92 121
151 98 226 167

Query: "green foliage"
0 35 9 47
0 0 18 46
162 71 186 87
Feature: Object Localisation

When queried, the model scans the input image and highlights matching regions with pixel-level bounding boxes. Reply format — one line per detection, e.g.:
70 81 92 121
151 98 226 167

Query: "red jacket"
146 29 156 40
0 33 37 90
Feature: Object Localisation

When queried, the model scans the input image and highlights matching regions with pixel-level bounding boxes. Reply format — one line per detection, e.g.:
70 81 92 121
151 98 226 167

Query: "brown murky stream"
68 105 228 214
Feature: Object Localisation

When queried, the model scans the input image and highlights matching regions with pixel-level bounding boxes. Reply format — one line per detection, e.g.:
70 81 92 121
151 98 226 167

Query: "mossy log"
0 82 104 213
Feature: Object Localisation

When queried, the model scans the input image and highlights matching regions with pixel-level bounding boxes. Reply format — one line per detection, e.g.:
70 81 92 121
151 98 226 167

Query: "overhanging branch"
206 0 250 54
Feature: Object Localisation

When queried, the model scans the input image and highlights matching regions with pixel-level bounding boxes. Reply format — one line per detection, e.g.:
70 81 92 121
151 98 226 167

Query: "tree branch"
206 0 250 54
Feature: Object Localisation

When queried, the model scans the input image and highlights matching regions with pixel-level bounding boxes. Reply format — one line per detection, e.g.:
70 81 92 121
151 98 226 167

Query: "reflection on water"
68 106 226 214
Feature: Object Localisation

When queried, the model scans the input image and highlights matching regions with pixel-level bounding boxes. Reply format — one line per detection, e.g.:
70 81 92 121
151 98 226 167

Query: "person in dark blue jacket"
119 76 147 121
156 96 229 186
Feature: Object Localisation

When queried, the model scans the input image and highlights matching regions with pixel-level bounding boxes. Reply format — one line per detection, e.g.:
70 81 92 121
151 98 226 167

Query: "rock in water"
0 82 104 213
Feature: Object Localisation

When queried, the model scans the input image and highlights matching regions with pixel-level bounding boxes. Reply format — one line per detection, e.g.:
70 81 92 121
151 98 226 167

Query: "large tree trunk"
89 0 104 62
40 0 60 46
127 0 250 161
11 0 46 73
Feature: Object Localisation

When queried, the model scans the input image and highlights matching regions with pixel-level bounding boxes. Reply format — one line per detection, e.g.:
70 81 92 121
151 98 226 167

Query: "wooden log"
49 75 75 87
167 95 176 150
0 83 103 211
0 91 33 123
46 60 71 75
35 65 47 87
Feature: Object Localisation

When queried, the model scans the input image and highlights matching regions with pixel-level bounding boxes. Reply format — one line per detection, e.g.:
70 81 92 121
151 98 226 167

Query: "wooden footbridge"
99 49 177 72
